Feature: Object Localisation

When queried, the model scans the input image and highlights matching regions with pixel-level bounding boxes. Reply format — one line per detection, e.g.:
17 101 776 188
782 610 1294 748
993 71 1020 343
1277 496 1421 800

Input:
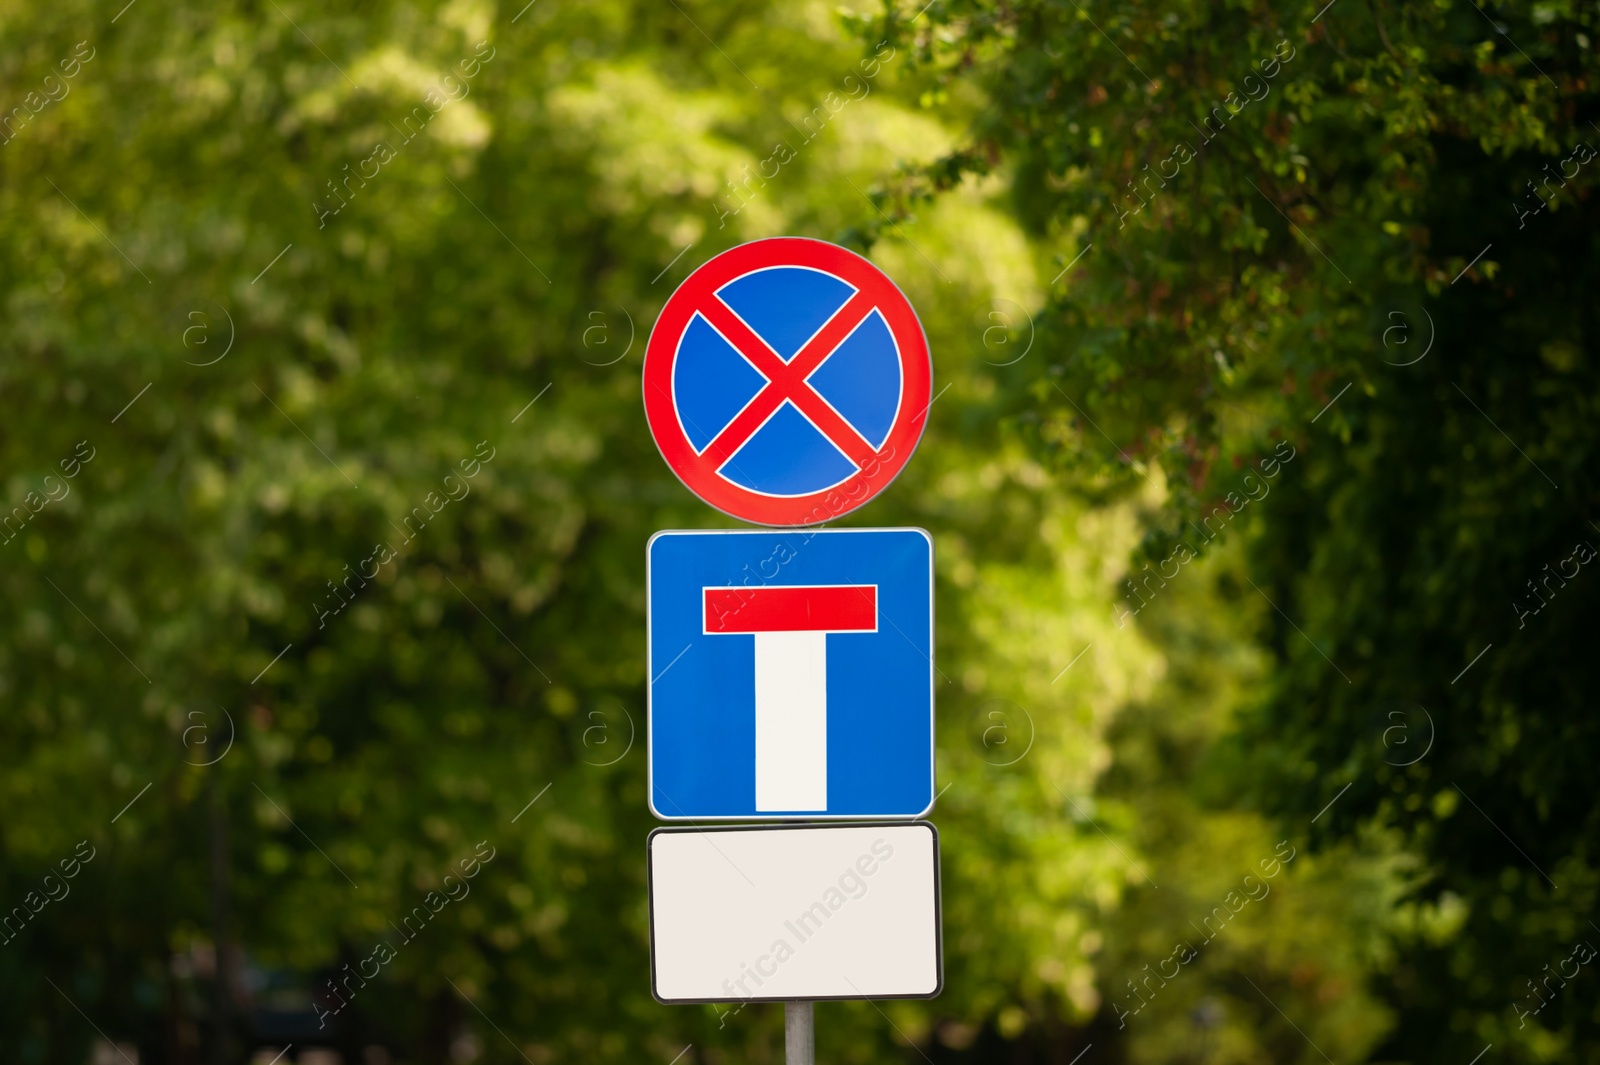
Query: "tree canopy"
1 0 1595 1062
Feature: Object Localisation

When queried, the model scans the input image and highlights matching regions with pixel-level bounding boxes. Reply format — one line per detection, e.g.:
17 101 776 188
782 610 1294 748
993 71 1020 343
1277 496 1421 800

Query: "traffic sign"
643 238 932 527
648 821 943 1003
648 528 934 819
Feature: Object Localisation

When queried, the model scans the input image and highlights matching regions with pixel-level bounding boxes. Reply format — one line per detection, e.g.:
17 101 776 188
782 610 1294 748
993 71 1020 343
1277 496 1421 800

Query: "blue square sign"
648 528 935 820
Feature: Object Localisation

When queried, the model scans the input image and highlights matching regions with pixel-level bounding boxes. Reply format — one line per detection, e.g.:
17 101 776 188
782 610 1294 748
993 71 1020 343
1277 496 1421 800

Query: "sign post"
786 1002 814 1065
640 237 942 1058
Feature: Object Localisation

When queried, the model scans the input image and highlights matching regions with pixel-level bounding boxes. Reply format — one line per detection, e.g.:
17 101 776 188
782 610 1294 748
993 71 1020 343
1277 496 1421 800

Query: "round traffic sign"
643 237 931 527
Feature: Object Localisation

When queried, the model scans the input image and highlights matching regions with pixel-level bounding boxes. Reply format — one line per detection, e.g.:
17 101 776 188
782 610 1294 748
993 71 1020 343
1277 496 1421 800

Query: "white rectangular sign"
648 822 942 1003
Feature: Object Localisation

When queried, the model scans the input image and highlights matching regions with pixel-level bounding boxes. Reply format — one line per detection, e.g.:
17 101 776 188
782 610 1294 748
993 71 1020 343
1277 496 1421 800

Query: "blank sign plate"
647 822 942 1003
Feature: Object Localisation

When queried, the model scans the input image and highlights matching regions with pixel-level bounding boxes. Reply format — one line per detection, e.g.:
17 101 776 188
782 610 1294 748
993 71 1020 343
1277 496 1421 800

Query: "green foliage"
0 0 1171 1061
4 0 1594 1061
895 0 1600 1060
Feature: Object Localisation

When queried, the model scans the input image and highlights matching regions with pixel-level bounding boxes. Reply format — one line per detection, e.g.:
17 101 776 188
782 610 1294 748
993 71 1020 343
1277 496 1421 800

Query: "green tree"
893 0 1600 1059
0 0 1165 1061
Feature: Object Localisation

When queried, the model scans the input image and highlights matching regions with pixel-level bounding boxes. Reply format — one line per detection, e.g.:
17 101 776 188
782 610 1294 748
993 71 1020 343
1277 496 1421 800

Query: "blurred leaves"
3 0 1597 1062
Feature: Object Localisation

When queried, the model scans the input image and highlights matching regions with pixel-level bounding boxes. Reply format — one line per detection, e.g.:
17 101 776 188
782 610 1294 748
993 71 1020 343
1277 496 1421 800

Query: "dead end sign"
647 528 934 820
642 237 932 527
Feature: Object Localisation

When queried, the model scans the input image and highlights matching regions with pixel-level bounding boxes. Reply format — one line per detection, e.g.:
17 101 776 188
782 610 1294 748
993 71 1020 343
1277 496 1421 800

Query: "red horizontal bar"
704 585 877 634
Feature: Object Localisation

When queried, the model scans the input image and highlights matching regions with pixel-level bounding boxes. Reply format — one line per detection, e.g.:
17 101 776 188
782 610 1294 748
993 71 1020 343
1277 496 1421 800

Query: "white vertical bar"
754 630 828 811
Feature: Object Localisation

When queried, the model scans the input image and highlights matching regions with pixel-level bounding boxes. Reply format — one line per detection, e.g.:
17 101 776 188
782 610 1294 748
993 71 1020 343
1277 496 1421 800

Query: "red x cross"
695 289 883 471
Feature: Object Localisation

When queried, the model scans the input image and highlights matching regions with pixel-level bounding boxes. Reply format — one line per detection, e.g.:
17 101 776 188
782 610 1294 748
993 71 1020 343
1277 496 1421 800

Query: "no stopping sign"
642 238 932 527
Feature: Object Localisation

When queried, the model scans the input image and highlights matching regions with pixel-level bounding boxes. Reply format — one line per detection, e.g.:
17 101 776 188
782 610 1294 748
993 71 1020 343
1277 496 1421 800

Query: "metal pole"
785 1000 815 1065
